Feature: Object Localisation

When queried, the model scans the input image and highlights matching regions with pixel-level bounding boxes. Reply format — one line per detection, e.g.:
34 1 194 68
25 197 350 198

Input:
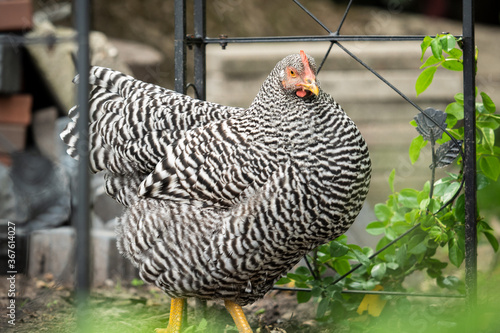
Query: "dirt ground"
3 267 500 333
0 273 319 333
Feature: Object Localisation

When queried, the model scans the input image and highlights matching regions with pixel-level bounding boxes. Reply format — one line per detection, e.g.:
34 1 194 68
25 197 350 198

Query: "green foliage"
280 33 500 330
131 278 145 287
183 319 215 333
416 34 465 96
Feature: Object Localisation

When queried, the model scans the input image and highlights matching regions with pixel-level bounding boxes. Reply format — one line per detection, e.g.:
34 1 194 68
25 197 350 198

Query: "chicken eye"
289 69 296 77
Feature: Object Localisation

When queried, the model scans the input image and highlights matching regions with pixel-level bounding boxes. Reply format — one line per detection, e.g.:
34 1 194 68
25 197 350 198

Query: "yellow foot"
155 298 185 333
224 300 253 333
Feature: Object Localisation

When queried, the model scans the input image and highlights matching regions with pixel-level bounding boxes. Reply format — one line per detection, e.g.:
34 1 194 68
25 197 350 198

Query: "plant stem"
429 132 436 201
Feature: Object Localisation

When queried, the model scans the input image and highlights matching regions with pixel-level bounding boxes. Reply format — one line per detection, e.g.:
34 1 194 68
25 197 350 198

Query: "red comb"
299 50 315 77
300 50 308 65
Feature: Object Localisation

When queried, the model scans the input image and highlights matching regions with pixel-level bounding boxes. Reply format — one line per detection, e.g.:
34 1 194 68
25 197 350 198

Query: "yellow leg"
155 298 185 333
224 300 253 333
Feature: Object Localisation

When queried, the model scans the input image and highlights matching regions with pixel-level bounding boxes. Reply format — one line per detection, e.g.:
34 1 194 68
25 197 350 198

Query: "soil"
3 267 500 333
0 274 320 333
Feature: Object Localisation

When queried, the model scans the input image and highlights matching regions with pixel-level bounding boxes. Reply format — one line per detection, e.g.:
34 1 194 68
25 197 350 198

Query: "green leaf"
454 194 465 222
419 197 430 210
287 273 307 282
196 318 208 332
454 93 464 105
480 156 500 180
330 241 350 257
398 188 420 209
396 245 407 267
275 277 291 285
351 248 371 266
419 198 439 214
420 55 442 69
420 214 436 230
374 203 392 221
366 221 386 235
296 266 311 275
388 168 396 193
445 114 458 129
131 278 144 286
476 173 492 191
478 220 494 232
431 38 443 60
311 286 323 298
479 127 495 153
480 92 496 113
477 119 500 130
316 298 330 318
446 48 463 58
477 103 487 114
371 263 387 280
437 276 461 290
409 136 428 164
387 262 399 270
416 66 437 96
392 221 413 235
445 102 464 120
428 225 443 239
405 209 419 225
408 234 428 254
420 36 432 61
297 291 312 303
440 34 456 52
483 231 498 252
332 259 351 276
433 178 451 197
376 236 395 260
449 237 465 267
442 59 463 71
443 182 461 203
483 231 499 252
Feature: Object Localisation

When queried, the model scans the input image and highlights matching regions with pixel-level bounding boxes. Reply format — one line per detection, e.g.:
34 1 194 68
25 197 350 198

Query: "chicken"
60 50 371 332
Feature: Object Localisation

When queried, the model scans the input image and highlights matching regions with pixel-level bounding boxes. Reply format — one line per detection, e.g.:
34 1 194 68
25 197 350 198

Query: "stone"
28 227 75 285
28 226 138 287
32 107 58 161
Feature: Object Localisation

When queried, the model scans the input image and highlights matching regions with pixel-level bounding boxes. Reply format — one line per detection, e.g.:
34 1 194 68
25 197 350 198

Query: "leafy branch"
416 34 466 96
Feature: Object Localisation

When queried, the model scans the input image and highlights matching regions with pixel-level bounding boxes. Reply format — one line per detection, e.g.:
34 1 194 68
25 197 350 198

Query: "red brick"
0 94 32 124
0 0 33 32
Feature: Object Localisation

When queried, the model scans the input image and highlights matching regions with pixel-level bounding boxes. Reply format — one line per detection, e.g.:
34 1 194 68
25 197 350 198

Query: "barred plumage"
61 51 371 329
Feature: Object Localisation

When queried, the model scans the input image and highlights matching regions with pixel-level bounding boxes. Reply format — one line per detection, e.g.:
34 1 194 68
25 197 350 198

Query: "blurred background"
0 0 499 327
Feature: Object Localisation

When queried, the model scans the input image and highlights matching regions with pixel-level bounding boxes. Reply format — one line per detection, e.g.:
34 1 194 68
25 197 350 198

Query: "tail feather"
60 65 242 206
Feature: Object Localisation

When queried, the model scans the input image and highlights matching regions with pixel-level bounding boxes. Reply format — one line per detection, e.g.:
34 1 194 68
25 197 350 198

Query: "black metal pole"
334 0 476 315
462 0 477 314
193 0 206 100
74 0 91 331
201 34 442 44
174 0 186 94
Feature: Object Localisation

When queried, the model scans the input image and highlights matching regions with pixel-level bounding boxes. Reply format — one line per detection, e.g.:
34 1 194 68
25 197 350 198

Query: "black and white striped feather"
60 53 371 305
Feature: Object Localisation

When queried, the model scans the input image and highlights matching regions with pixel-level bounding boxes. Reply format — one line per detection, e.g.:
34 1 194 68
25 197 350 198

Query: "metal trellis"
174 0 477 309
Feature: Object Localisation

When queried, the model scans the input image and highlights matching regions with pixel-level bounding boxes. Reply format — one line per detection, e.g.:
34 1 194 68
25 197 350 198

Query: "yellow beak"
298 81 319 96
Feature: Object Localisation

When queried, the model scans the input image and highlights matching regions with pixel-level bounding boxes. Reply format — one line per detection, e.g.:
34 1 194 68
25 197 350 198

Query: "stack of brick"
0 0 33 165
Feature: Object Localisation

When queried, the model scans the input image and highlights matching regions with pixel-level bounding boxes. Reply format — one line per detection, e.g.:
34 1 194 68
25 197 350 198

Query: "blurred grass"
11 261 500 333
